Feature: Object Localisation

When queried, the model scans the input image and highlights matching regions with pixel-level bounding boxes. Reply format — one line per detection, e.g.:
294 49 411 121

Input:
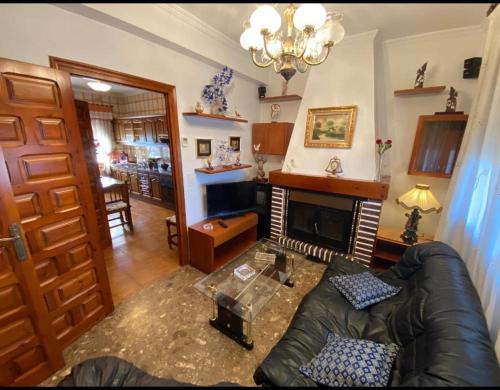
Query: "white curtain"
435 8 500 358
89 111 114 170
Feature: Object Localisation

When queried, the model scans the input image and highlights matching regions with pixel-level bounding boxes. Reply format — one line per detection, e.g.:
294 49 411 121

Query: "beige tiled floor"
102 197 179 304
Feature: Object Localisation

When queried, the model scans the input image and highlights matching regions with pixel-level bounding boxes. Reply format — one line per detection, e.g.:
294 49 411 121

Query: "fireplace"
287 190 360 253
268 170 389 266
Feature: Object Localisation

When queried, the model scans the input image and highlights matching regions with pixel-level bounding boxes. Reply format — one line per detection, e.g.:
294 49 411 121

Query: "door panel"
0 57 114 384
0 148 64 386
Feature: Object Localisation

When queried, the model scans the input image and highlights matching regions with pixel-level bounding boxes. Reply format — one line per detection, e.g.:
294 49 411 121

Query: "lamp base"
400 209 421 245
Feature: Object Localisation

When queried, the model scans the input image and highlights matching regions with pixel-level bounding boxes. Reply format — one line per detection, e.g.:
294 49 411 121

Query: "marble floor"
104 197 179 304
43 255 327 386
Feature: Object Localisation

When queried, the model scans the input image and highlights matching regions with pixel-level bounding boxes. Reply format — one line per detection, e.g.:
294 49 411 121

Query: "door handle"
0 223 28 261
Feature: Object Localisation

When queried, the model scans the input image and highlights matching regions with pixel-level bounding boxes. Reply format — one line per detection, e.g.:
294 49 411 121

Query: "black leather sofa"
253 242 500 386
58 356 237 387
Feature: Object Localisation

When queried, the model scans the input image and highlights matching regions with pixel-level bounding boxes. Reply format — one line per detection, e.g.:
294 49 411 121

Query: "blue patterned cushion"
299 333 399 387
330 271 401 310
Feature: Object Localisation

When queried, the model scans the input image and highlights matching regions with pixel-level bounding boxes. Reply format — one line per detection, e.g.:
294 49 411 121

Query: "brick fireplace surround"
268 170 390 267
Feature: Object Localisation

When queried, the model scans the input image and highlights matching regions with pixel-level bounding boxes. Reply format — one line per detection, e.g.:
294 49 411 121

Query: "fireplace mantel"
269 170 390 200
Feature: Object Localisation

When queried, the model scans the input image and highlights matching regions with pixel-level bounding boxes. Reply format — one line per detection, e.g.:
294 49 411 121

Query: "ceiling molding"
155 4 243 52
383 24 483 46
52 3 269 85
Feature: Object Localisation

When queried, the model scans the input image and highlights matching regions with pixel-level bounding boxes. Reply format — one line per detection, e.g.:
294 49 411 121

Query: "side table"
371 226 433 270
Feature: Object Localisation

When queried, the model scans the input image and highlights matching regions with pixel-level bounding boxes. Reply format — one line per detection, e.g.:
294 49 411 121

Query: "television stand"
189 212 258 273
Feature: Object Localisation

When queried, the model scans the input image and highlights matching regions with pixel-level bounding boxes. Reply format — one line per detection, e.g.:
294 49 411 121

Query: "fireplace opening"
286 190 360 253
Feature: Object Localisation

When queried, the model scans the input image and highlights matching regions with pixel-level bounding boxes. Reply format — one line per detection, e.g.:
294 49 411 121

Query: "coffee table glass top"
194 238 294 322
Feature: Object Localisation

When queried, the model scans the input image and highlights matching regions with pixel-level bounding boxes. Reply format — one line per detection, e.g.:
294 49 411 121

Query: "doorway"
70 76 180 303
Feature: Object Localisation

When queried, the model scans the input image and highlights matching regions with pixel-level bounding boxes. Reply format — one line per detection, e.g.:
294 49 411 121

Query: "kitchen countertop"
111 163 172 176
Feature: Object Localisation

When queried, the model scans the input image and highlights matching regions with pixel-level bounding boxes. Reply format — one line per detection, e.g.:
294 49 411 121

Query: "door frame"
49 56 188 266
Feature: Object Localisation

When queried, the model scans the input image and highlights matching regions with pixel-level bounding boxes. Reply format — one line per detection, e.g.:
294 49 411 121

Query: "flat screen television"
206 181 256 218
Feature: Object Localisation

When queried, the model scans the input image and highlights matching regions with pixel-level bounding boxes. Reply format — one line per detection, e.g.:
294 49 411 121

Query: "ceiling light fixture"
87 80 112 92
240 3 345 81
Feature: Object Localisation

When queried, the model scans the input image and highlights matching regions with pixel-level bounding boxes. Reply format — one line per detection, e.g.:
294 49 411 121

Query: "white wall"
378 26 486 237
283 31 379 180
0 3 262 225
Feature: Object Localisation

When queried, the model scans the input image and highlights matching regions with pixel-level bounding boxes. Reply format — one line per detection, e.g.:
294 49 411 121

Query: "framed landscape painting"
304 105 358 148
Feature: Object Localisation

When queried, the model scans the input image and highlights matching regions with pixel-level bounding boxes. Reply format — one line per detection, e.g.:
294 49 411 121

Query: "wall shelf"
182 112 248 123
394 85 446 96
259 94 302 103
195 164 252 174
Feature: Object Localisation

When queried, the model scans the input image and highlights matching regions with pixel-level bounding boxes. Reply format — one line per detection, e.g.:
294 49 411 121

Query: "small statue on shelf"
253 144 268 183
414 62 428 88
234 152 241 166
206 155 213 170
195 101 204 114
445 86 458 113
270 103 281 122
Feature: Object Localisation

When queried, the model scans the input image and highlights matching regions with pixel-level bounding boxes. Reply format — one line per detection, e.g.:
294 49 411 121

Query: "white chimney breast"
283 30 379 180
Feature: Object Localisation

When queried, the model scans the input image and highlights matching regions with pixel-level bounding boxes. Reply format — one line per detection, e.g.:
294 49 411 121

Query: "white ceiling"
70 76 148 96
177 3 488 42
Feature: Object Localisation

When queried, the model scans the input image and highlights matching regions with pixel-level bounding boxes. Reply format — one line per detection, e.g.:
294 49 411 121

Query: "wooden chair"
165 215 178 249
105 181 133 232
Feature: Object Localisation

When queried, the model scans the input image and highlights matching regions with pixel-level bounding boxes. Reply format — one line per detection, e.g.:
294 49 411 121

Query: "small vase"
376 154 383 181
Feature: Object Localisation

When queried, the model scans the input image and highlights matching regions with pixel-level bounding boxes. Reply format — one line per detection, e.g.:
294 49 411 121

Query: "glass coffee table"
194 238 296 350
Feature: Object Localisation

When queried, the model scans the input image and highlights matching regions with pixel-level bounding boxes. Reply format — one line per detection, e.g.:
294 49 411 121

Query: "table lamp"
396 184 442 244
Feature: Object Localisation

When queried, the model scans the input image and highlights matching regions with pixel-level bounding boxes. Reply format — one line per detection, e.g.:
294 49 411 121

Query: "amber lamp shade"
396 184 442 244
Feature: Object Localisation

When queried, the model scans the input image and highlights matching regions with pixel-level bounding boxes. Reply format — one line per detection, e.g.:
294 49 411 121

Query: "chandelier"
240 3 345 81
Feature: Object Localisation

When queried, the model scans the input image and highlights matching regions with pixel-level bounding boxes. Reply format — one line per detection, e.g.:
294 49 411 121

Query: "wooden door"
0 146 65 385
0 58 114 383
112 119 122 142
74 100 111 248
132 119 145 142
144 118 156 143
128 172 140 195
267 122 293 155
252 123 270 154
150 175 162 201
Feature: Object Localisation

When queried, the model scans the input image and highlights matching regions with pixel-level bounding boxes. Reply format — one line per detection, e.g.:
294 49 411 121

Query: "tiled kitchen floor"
103 197 179 304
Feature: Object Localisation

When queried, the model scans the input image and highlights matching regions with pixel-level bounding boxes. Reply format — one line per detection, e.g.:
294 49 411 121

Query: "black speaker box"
463 57 482 79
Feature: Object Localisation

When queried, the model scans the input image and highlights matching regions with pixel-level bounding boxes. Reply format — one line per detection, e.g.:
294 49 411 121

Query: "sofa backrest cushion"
388 242 500 386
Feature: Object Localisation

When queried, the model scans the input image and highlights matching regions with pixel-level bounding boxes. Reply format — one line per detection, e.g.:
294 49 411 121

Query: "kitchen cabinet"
128 172 140 195
252 122 294 156
113 115 167 145
150 174 162 201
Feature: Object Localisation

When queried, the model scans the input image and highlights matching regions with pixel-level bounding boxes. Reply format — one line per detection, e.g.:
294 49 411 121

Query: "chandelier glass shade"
240 3 345 81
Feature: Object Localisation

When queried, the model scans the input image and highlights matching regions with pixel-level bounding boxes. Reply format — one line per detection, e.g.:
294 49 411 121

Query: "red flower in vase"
376 138 383 145
385 139 392 145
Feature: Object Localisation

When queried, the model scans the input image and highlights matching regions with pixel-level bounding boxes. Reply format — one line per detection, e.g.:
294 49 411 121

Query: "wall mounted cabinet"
408 114 468 178
113 115 167 145
252 122 294 156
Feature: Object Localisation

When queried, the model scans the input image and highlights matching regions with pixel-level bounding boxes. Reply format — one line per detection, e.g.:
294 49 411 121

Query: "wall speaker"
463 57 482 79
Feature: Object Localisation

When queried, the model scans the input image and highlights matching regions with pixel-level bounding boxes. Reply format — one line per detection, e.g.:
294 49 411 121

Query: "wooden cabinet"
371 226 433 270
252 122 294 156
408 114 468 178
128 172 140 195
113 115 167 144
150 175 162 201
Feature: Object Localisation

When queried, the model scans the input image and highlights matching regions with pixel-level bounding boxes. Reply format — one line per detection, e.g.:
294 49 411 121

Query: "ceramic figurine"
195 101 204 114
234 107 242 117
206 155 213 170
414 62 427 88
271 103 281 122
234 152 241 166
282 79 288 96
253 144 268 182
445 87 458 113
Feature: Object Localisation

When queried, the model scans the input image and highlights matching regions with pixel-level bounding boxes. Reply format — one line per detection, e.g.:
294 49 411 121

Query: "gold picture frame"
304 105 358 148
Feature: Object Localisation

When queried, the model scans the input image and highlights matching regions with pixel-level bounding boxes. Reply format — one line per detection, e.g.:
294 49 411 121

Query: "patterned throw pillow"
330 272 401 310
299 333 399 387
